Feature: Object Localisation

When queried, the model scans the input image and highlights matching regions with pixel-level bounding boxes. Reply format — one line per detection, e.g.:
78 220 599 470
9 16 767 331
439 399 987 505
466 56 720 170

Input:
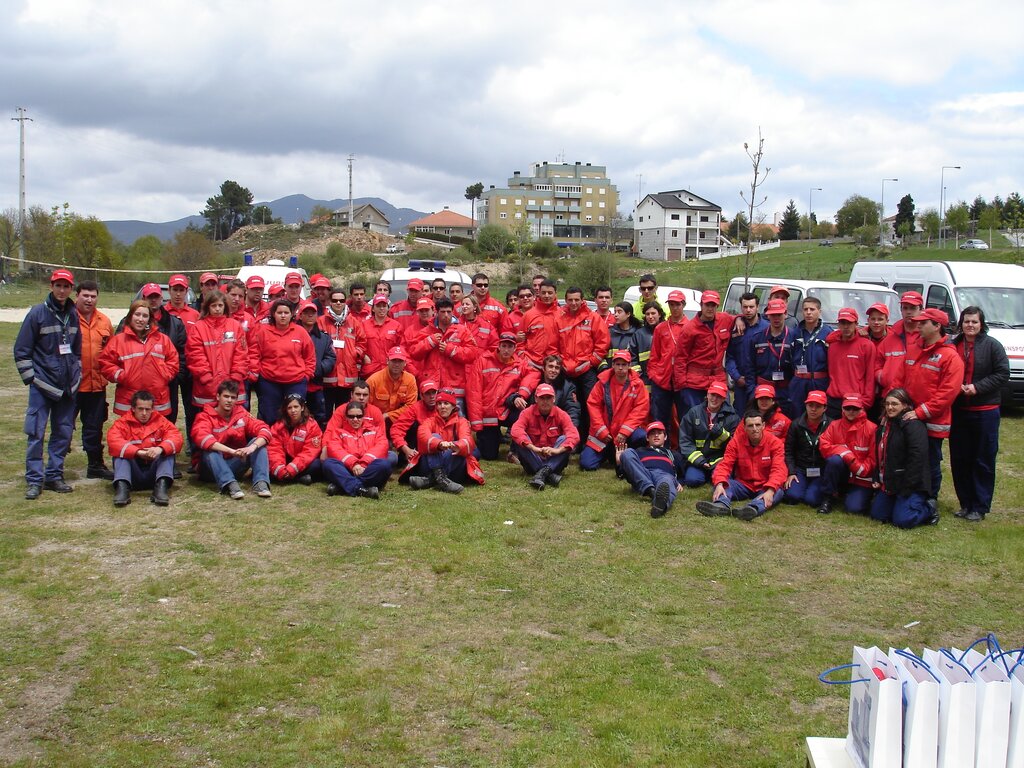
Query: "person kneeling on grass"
191 379 273 500
696 410 787 521
678 381 739 488
401 390 484 494
816 393 877 515
782 390 832 509
322 402 393 499
106 389 183 508
617 421 685 518
510 383 579 490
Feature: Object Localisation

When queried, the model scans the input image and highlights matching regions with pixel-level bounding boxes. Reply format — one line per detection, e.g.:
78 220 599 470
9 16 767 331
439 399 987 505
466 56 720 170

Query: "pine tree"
894 194 916 236
778 199 801 240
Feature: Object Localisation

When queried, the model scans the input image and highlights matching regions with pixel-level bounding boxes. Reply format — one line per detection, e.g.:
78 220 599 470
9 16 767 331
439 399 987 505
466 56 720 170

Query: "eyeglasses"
331 298 346 303
640 285 656 291
432 285 446 291
346 412 364 419
475 282 488 288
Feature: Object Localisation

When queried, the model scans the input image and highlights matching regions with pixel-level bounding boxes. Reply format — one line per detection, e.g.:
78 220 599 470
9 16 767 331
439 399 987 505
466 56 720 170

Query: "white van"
723 277 900 325
850 260 1024 403
378 258 473 305
622 285 702 319
236 258 311 300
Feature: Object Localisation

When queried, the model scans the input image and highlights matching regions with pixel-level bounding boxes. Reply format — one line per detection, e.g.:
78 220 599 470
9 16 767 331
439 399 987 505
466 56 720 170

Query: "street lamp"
880 178 898 245
808 187 821 241
939 165 960 248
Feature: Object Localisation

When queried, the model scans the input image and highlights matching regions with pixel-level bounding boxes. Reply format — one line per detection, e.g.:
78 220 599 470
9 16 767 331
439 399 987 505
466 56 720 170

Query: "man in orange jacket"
75 279 115 479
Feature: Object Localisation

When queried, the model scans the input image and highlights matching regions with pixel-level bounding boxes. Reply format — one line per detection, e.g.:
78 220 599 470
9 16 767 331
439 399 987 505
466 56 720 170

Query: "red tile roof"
409 210 476 228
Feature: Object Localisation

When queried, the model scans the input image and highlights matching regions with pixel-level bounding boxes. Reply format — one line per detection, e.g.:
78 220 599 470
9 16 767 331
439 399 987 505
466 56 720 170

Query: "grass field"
1 245 1023 767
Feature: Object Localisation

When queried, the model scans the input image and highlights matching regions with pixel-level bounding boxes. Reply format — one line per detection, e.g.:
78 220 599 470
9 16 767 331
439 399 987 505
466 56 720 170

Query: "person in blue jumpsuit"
616 420 685 518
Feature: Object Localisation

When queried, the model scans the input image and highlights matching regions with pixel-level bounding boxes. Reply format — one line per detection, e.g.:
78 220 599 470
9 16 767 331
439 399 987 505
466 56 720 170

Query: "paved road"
0 307 124 323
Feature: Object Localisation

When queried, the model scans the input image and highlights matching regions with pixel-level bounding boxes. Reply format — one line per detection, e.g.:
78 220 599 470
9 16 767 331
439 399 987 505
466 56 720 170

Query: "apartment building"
634 190 722 261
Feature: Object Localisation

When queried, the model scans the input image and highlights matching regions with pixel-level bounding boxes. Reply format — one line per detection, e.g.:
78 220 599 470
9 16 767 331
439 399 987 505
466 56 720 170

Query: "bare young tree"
739 129 770 287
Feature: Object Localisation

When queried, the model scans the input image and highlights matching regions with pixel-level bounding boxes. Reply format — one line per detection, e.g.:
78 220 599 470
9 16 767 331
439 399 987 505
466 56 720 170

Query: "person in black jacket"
783 390 832 508
678 381 739 487
949 306 1010 522
297 301 337 428
869 388 933 528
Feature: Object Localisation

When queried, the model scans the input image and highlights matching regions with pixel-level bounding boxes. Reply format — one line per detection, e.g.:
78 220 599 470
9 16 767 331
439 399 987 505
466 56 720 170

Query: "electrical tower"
11 107 32 269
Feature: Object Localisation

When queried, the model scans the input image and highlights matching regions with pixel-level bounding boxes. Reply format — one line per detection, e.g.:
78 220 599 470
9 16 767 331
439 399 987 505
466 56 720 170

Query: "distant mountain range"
103 194 430 244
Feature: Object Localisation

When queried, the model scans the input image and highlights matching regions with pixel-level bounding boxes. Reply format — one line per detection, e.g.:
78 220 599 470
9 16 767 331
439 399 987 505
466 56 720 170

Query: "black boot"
86 451 114 480
433 468 463 494
113 480 131 507
150 477 170 506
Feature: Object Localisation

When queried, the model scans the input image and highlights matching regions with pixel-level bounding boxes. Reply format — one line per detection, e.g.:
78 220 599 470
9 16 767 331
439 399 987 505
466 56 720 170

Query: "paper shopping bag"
958 647 1011 768
890 648 939 768
1006 653 1024 768
924 648 977 768
845 646 902 768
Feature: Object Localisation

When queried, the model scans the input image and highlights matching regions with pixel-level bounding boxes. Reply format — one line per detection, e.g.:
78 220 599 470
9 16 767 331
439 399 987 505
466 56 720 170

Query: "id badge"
333 339 345 349
772 370 784 381
806 467 821 478
796 365 808 375
59 343 72 355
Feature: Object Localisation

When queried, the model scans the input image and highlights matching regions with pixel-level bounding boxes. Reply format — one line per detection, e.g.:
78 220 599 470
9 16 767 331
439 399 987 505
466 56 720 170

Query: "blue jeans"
619 448 680 508
515 435 571 475
323 457 393 496
649 384 676 430
783 469 825 507
199 444 270 489
716 479 786 516
927 436 944 501
683 464 712 488
256 378 307 426
580 428 647 471
421 450 468 483
113 454 175 489
870 491 932 528
24 386 76 485
949 408 998 514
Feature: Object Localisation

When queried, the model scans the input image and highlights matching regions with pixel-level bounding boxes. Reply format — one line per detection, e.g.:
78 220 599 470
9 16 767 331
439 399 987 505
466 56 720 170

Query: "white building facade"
634 190 722 261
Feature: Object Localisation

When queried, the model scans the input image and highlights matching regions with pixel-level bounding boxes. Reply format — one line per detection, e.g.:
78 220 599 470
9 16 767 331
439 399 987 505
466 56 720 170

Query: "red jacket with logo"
476 292 507 330
648 316 686 390
186 315 250 406
476 350 532 428
819 411 877 487
585 368 650 451
99 327 179 415
399 410 484 484
521 301 560 366
904 337 964 438
711 429 787 492
557 306 610 378
191 404 273 452
106 410 183 460
511 404 580 450
249 322 316 383
361 315 403 377
674 312 735 390
825 330 878 407
408 321 481 397
318 311 367 388
323 420 388 469
876 319 921 393
267 418 323 479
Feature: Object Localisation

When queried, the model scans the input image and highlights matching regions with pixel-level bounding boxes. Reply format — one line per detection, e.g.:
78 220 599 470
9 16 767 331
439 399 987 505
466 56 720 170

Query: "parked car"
236 258 312 300
959 239 989 250
622 285 702 319
378 259 473 304
132 283 196 305
385 243 405 254
819 239 833 247
724 277 900 325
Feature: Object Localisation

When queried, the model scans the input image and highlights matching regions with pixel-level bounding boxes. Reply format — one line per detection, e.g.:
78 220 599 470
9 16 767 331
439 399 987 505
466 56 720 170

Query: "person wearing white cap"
510 382 579 489
617 421 685 518
15 268 83 499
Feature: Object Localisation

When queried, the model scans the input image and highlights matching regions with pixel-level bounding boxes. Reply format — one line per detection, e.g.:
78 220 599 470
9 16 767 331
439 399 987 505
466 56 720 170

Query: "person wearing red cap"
869 387 933 527
282 271 304 313
475 333 531 459
267 394 323 485
949 305 1009 522
192 272 220 312
309 275 332 315
15 268 82 498
391 379 439 463
864 303 890 345
725 291 766 419
402 390 484 493
581 349 650 470
74 279 115 480
790 296 834 418
824 307 877 418
401 297 437 377
471 272 506 329
510 382 579 489
678 381 740 488
617 421 685 517
389 278 426 330
187 290 251 418
366 347 418 430
244 275 268 320
407 298 480 412
322 401 393 499
876 291 924 395
106 389 183 507
647 289 690 429
817 393 877 515
674 289 734 412
744 298 795 417
782 390 832 509
696 410 788 521
558 286 610 441
902 306 964 508
297 300 337 426
753 383 791 441
249 299 316 426
521 279 560 369
318 287 366 417
361 294 402 378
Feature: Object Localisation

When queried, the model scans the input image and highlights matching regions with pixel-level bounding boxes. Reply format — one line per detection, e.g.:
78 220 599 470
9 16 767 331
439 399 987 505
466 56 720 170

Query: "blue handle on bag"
819 663 870 685
990 648 1024 677
939 647 975 676
894 649 941 682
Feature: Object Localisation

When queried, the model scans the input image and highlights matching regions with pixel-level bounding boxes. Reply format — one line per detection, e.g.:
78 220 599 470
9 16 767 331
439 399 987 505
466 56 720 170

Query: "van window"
893 282 924 296
926 285 954 316
954 287 1024 327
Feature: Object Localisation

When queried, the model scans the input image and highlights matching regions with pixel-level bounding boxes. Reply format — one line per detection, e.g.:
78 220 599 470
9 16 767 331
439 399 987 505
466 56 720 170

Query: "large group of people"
14 268 1010 526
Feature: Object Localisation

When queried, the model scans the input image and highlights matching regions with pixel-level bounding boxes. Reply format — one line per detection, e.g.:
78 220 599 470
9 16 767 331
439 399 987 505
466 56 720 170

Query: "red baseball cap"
169 274 190 288
646 420 667 433
245 275 266 289
311 276 331 289
371 293 389 306
612 349 632 363
435 390 458 405
837 307 859 323
900 291 924 307
387 346 408 362
918 308 949 326
700 290 720 305
805 391 828 406
141 282 163 297
866 302 890 318
308 273 324 284
842 393 864 409
764 298 788 315
666 290 686 304
498 333 517 344
407 278 425 291
297 300 318 314
419 379 439 394
50 268 74 284
535 383 556 398
200 272 218 284
284 271 303 286
707 382 728 398
769 285 791 297
415 297 435 311
267 284 285 297
754 384 776 400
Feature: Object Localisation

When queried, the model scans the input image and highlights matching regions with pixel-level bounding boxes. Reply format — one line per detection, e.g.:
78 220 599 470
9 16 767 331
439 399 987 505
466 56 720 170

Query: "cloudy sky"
2 0 1022 229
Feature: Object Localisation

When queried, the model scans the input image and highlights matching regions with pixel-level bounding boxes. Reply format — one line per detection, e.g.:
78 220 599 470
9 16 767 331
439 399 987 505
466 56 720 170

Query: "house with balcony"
331 203 390 234
478 161 619 247
634 190 722 261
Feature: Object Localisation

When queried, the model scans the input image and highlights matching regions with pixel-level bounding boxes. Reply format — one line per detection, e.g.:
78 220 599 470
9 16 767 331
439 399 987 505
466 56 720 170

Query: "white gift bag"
957 647 1011 768
1005 652 1024 768
890 648 939 768
924 648 977 768
839 646 902 768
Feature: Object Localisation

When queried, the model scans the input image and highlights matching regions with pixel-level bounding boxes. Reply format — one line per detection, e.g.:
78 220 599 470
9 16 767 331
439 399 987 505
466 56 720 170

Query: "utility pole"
348 154 355 228
12 107 32 269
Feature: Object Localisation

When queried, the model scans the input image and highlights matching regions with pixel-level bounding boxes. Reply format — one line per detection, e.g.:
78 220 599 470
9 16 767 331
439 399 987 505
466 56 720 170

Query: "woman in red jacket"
267 394 323 484
186 291 249 409
322 401 393 498
459 295 498 351
249 299 316 426
402 390 484 493
100 300 180 418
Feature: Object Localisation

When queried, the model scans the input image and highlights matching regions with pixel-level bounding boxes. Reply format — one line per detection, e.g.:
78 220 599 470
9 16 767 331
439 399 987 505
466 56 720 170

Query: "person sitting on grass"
509 383 579 490
106 389 183 508
816 393 877 515
268 394 323 485
322 402 393 500
782 390 832 510
403 390 484 494
678 381 739 488
753 383 791 441
696 410 787 521
581 349 650 471
616 421 685 519
191 379 273 500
